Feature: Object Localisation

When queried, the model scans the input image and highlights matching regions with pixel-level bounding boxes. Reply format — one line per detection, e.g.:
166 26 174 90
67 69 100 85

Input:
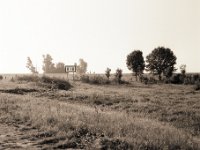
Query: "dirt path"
0 123 40 150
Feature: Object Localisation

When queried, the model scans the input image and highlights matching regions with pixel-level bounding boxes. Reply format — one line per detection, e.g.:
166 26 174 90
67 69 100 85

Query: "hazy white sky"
0 0 199 73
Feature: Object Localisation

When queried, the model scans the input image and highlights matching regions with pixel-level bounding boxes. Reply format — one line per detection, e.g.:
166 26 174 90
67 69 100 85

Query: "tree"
146 47 177 80
76 59 87 75
26 57 38 74
163 66 174 79
115 68 123 83
126 50 145 81
105 68 111 80
42 54 55 73
180 64 186 76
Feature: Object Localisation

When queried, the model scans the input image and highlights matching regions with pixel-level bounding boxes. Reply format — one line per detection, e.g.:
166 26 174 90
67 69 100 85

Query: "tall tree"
26 57 38 74
42 54 55 73
126 50 145 81
146 47 177 80
76 59 87 75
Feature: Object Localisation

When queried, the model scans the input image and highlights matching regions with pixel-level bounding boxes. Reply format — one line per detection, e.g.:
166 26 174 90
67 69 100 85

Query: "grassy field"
0 74 200 149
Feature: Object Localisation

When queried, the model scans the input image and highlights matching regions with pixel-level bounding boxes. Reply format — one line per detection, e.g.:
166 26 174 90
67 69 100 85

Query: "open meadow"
0 74 200 149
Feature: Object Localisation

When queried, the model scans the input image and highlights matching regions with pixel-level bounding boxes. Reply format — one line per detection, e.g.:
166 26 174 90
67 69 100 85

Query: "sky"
0 0 199 74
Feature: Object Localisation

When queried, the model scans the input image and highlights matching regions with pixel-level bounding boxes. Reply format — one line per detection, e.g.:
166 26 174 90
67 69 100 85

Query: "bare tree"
26 57 38 74
77 59 87 75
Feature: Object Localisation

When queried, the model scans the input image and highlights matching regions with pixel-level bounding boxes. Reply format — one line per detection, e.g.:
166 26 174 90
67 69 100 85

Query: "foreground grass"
57 82 200 137
0 92 199 149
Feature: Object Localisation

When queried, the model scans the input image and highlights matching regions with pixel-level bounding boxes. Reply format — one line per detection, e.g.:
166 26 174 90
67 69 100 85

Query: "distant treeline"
26 54 87 74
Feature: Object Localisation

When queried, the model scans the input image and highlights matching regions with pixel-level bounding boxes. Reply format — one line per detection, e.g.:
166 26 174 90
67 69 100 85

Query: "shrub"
0 75 3 80
105 68 111 80
10 77 15 82
80 75 90 83
41 76 71 90
16 75 40 82
192 74 200 83
115 68 123 84
80 74 128 85
139 75 157 84
90 75 105 84
80 75 109 85
170 74 184 84
15 75 71 91
183 75 192 85
139 75 148 84
194 81 200 91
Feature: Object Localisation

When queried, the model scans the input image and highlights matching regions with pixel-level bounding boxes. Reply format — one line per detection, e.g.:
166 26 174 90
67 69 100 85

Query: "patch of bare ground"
0 122 39 149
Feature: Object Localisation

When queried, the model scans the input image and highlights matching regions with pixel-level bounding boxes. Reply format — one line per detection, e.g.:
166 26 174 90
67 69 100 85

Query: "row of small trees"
126 46 177 81
26 54 87 75
27 47 180 83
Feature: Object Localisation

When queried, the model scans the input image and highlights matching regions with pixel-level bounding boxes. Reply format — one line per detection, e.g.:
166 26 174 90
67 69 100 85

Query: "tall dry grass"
0 93 198 149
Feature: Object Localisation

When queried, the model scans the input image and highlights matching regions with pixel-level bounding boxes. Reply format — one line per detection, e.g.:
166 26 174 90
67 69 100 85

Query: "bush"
115 69 123 84
170 74 184 84
90 75 107 84
15 75 71 91
0 75 3 80
16 75 40 82
139 75 157 84
194 81 200 91
80 74 129 85
80 75 90 83
41 76 71 90
105 68 111 80
183 75 192 85
80 75 109 85
192 74 200 84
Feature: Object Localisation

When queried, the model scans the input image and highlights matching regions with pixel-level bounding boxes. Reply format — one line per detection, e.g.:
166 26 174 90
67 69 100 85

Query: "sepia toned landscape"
1 0 200 149
0 71 200 149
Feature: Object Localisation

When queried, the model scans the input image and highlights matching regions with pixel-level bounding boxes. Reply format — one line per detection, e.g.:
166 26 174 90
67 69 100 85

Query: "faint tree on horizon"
126 50 145 81
180 64 186 76
76 59 87 75
146 47 177 80
105 68 111 80
115 68 123 84
55 62 65 73
26 57 38 74
42 54 56 73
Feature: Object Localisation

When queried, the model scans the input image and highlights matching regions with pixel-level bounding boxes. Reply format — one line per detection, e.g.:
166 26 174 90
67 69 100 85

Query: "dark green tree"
126 50 145 81
146 47 177 80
